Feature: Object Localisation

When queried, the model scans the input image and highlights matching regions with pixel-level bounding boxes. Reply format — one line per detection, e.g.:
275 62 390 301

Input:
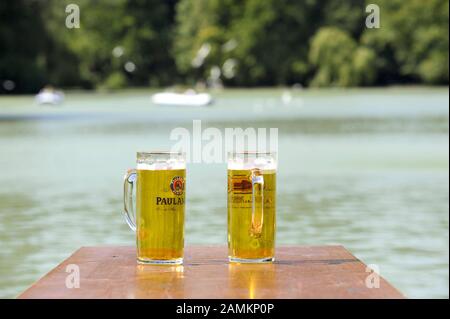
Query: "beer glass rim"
136 151 186 169
137 151 186 165
228 151 277 157
137 151 185 156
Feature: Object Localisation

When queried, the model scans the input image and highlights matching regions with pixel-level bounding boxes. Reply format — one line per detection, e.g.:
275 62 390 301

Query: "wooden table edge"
17 245 407 299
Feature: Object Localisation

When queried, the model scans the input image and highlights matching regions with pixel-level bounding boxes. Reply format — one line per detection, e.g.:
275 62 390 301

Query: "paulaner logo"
170 176 185 195
155 176 185 205
156 197 185 205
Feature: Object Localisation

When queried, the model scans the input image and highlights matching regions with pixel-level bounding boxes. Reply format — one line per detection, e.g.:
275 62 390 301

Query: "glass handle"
251 170 264 237
123 169 137 232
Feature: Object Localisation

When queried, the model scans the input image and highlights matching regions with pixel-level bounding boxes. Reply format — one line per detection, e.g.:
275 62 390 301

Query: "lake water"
0 88 448 298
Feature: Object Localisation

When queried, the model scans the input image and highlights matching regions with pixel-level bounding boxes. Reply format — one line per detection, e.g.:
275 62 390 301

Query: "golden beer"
227 152 277 263
123 152 186 264
136 168 185 262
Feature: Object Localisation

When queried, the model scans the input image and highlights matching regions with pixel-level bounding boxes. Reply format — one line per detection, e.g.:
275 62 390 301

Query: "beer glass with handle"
227 151 277 263
123 151 186 264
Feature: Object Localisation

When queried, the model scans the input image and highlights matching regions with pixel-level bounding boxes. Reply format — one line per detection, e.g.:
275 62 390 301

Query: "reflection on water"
0 88 448 298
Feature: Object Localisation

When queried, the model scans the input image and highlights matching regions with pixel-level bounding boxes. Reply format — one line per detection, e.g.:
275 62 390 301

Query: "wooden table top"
18 245 404 299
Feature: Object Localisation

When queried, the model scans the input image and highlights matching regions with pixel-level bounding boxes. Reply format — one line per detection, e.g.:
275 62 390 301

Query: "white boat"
151 91 213 106
35 89 64 105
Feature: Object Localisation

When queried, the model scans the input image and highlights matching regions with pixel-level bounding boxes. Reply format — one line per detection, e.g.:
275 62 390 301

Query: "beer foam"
228 158 277 171
137 161 186 170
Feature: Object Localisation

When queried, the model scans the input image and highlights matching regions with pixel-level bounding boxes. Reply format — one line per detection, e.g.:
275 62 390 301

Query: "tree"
361 0 449 84
174 0 326 86
45 0 178 89
0 0 49 93
309 27 376 87
1 0 448 92
173 0 379 87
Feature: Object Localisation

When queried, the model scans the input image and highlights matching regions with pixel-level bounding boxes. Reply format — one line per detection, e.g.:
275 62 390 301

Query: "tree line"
0 0 448 93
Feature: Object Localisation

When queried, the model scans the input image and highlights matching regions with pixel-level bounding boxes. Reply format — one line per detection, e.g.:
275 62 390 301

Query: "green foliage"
1 0 177 93
0 1 48 93
309 28 357 87
362 0 449 84
101 72 127 91
174 0 325 86
309 27 376 87
352 47 377 85
320 0 366 38
174 0 448 87
48 0 177 89
0 0 448 92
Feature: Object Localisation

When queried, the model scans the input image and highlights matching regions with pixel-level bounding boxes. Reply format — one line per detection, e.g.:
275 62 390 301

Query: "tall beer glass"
123 151 186 264
227 152 277 263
